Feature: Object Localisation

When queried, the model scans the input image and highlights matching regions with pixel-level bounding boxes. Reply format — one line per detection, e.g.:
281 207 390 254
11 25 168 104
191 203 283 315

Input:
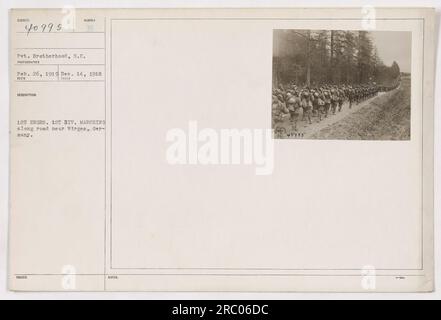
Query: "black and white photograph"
272 30 411 140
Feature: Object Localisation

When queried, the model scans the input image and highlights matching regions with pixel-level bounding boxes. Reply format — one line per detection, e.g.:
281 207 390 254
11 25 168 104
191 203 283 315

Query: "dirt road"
274 76 411 140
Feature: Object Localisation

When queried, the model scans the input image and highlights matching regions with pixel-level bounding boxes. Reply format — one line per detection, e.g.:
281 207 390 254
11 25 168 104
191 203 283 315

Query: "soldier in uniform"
348 87 354 109
316 90 325 122
301 89 313 124
338 88 345 112
287 92 301 131
330 89 338 115
312 90 320 121
272 95 284 119
323 90 331 118
356 87 360 103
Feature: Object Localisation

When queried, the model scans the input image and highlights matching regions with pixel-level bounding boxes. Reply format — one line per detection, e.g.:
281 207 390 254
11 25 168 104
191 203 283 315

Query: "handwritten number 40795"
24 23 62 36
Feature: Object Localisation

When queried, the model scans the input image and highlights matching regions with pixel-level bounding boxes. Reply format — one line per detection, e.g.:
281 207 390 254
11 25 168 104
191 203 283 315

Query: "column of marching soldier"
272 80 400 131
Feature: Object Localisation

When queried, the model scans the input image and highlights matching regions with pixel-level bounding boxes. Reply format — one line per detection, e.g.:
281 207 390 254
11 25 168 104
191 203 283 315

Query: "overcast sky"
370 31 412 73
